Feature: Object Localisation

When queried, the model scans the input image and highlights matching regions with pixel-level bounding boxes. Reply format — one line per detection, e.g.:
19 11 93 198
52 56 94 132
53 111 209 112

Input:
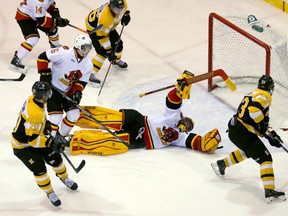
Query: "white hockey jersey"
17 0 55 20
144 106 188 149
45 46 93 93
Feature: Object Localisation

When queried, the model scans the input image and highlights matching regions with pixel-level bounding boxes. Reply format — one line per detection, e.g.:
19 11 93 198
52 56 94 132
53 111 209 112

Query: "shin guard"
76 106 123 131
70 130 129 156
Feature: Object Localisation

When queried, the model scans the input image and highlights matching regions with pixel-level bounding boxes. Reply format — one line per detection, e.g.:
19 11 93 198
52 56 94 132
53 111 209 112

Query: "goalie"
70 71 222 156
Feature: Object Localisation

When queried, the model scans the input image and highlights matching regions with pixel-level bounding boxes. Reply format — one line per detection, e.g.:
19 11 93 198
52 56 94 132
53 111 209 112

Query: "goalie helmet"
258 75 275 95
176 116 194 133
74 34 92 57
32 81 52 102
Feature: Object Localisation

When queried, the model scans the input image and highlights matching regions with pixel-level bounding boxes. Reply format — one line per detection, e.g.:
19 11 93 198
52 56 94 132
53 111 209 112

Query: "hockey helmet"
74 34 92 57
32 81 52 102
177 116 194 133
109 0 124 14
258 75 275 95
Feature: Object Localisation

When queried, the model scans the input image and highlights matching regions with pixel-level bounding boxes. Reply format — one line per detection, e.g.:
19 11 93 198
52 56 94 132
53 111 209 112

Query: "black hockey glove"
258 120 268 136
43 120 52 136
264 130 282 148
50 8 60 19
39 68 52 84
71 90 82 105
121 10 131 26
55 17 70 27
46 132 67 153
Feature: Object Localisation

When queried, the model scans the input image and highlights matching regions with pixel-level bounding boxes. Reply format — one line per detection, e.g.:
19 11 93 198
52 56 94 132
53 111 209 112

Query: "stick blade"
76 160 86 173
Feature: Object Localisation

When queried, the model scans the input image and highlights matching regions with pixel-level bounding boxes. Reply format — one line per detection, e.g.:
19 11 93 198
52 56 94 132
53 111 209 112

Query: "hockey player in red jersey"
11 0 69 72
211 75 286 204
70 71 222 156
85 0 131 82
11 81 77 207
37 34 94 148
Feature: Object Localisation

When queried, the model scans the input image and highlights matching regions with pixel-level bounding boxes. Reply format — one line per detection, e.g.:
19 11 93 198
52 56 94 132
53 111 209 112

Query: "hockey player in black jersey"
211 75 286 204
85 0 131 79
11 81 77 207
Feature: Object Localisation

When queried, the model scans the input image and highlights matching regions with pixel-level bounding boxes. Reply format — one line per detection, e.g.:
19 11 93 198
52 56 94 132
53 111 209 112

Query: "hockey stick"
61 150 86 173
139 69 236 97
98 25 125 98
51 85 131 148
68 23 103 35
47 131 86 173
0 73 26 82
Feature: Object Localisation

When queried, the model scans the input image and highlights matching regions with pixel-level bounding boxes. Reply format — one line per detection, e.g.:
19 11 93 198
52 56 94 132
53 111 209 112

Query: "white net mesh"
209 13 288 129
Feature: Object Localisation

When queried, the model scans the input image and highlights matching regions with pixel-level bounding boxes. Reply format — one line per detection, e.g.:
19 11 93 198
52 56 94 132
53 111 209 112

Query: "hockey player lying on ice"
69 71 222 156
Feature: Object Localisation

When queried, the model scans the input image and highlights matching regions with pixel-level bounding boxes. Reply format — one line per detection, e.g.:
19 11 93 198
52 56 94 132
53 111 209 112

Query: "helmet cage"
177 117 194 133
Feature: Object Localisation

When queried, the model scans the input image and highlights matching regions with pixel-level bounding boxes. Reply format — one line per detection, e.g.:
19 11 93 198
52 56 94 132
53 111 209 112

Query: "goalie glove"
176 70 194 99
264 130 283 148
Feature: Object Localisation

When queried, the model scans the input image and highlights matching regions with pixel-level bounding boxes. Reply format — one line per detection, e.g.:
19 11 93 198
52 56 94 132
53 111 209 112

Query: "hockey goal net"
208 12 288 129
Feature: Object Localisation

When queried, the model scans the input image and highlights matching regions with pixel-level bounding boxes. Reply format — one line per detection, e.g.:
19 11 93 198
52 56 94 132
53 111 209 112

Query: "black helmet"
110 0 124 9
32 81 52 102
258 75 275 95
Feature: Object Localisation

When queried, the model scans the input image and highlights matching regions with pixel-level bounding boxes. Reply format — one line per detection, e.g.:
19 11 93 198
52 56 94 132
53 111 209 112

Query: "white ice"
1 0 288 215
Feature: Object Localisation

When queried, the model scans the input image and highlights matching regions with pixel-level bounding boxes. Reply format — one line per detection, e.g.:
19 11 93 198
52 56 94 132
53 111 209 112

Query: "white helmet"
74 34 92 57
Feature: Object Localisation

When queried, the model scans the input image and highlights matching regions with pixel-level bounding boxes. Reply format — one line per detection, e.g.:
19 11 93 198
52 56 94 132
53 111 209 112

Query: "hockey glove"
39 68 52 84
46 132 67 153
265 130 282 148
55 17 70 27
43 120 52 136
121 10 131 26
176 70 194 99
71 90 82 105
258 120 268 136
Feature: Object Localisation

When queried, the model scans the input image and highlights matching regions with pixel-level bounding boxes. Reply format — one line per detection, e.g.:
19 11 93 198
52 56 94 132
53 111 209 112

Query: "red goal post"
207 12 288 129
208 12 272 91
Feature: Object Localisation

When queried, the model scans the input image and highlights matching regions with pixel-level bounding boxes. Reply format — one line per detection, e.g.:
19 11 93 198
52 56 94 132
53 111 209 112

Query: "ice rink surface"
1 0 288 215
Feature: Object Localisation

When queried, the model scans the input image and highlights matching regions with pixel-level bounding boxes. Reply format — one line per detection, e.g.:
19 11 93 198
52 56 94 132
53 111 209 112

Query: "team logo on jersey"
64 70 82 84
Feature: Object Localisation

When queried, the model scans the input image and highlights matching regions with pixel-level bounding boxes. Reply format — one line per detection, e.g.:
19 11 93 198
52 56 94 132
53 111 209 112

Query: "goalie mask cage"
208 12 288 129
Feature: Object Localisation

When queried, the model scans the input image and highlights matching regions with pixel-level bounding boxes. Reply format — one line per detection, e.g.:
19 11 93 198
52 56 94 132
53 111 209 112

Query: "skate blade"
266 195 286 204
112 65 128 71
211 163 224 177
9 65 29 74
88 81 101 88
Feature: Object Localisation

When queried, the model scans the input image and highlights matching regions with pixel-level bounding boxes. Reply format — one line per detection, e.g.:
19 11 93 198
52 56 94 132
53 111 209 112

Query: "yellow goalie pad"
70 130 129 156
201 128 221 154
76 106 123 131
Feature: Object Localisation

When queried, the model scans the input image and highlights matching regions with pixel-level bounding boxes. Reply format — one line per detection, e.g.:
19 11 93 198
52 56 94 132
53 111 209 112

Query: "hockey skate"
10 51 29 74
89 73 101 88
112 59 128 69
47 191 61 206
211 160 226 176
265 189 286 204
61 178 78 190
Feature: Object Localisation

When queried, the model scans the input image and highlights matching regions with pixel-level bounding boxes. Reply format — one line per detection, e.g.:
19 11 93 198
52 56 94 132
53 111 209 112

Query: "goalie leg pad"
201 128 221 153
76 106 123 131
70 130 129 156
